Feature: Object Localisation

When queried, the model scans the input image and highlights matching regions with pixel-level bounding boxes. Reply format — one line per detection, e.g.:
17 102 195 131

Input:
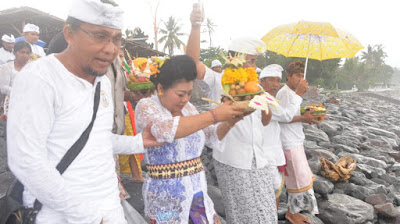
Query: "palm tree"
158 16 185 55
204 18 216 48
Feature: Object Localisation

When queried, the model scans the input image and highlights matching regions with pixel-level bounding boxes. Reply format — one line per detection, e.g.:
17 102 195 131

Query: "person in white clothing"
7 1 162 224
0 41 31 115
210 59 222 73
186 4 278 223
22 23 46 58
259 64 310 210
275 61 320 224
0 34 15 65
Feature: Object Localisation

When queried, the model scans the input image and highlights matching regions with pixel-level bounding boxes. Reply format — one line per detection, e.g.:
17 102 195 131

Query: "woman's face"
14 47 31 64
159 79 193 115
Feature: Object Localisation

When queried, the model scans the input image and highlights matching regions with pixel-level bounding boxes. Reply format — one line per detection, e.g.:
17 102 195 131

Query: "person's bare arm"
186 3 206 80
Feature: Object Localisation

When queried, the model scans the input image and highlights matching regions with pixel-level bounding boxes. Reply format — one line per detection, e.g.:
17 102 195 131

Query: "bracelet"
209 109 218 124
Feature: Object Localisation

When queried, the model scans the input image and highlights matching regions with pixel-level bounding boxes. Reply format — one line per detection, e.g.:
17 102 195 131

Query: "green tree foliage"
199 46 226 68
158 16 185 55
335 44 393 90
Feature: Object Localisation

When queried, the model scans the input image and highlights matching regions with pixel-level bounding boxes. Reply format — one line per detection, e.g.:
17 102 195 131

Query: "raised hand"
190 2 205 27
296 79 309 96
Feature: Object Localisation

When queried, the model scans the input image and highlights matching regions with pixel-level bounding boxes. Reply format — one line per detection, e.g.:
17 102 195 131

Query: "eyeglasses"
78 26 122 47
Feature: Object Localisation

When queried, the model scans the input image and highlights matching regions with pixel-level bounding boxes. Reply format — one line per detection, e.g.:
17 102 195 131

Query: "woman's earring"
158 92 163 96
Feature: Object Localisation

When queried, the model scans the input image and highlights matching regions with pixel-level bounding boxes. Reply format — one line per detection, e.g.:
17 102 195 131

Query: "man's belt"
146 157 204 179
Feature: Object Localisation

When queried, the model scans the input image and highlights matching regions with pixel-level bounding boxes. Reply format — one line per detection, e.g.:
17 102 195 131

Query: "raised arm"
186 3 206 80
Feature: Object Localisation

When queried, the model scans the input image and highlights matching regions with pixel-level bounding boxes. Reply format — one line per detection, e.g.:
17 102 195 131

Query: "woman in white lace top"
135 55 246 224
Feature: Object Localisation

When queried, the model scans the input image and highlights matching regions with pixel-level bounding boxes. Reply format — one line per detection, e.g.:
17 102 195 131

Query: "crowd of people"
2 0 323 224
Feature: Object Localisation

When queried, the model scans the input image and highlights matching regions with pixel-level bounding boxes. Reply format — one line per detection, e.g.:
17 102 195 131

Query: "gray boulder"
317 193 375 224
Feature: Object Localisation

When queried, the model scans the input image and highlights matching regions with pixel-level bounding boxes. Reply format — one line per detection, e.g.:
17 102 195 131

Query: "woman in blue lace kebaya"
135 55 246 224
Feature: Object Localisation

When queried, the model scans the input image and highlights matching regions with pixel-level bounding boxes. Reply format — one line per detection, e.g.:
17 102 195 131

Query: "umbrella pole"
304 35 311 79
304 56 309 79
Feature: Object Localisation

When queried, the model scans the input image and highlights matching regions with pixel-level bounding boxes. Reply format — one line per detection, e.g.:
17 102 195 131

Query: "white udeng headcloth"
1 34 15 43
259 64 284 79
228 36 266 56
211 59 222 68
68 0 124 29
23 23 40 33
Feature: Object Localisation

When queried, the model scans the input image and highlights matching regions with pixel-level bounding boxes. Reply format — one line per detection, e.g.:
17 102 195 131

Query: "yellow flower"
221 67 259 85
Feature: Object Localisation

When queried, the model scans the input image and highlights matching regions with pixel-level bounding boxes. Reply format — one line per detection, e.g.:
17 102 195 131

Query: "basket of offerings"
301 104 327 121
126 57 166 92
219 53 266 111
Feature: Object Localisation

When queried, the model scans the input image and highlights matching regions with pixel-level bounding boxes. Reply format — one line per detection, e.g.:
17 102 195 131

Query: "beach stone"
304 127 330 143
371 178 388 186
367 127 399 143
365 194 387 206
335 182 377 200
277 202 288 220
307 157 321 174
318 121 343 137
374 203 400 218
306 149 338 162
380 174 399 185
313 175 334 198
207 185 225 218
332 144 360 154
350 153 388 169
332 134 361 149
317 193 375 224
357 164 386 178
389 163 400 172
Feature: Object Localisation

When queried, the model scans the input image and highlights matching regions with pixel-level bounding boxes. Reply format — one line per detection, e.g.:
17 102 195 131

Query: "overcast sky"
2 0 399 68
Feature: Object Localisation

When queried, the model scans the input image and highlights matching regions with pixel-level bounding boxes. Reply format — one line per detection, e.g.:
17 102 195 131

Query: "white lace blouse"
135 95 222 223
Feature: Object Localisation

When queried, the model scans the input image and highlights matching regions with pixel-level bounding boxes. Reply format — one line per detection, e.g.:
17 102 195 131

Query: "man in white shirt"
259 64 311 210
22 23 46 58
186 5 278 223
210 59 222 73
7 1 161 224
0 34 15 65
276 61 320 224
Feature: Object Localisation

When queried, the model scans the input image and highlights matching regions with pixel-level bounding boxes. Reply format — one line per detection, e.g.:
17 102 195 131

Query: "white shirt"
7 54 144 224
0 61 18 96
195 66 222 109
276 84 305 149
214 110 268 170
29 43 46 57
263 92 302 166
0 47 15 65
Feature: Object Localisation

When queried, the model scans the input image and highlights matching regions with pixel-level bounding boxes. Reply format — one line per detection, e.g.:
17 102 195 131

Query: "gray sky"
2 0 399 68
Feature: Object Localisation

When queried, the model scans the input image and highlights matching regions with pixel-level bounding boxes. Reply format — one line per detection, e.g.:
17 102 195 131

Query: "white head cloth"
68 0 124 29
228 36 266 55
1 34 15 43
23 23 40 33
259 64 284 79
211 59 222 68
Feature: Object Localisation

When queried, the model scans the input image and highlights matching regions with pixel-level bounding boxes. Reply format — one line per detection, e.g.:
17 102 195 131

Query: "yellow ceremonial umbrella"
261 20 364 78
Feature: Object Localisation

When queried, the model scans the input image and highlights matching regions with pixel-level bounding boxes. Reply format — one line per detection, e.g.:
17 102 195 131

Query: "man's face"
260 77 281 96
211 66 222 73
66 22 122 77
2 41 14 51
244 54 257 69
287 72 304 91
24 32 39 44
